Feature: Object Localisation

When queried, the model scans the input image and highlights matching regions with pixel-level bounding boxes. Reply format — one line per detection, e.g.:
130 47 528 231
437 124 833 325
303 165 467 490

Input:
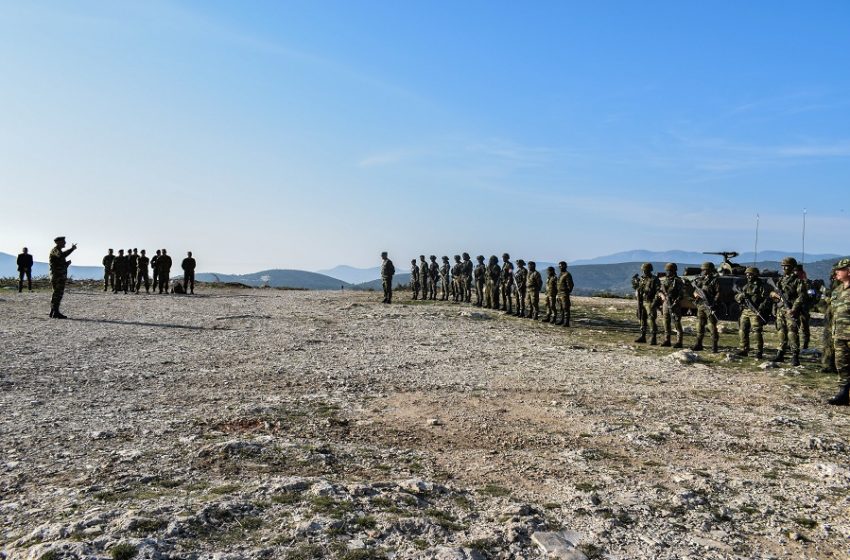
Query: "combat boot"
660 338 671 347
735 348 749 357
649 334 657 346
791 352 800 367
691 337 704 351
827 383 850 406
673 336 683 349
634 334 646 343
755 342 764 360
772 349 785 363
821 365 837 374
52 307 67 319
711 339 719 353
564 311 570 327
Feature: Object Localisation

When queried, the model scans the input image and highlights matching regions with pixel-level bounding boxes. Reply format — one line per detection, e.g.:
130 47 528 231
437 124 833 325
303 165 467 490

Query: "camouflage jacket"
102 254 114 271
660 275 685 308
49 246 73 278
832 283 850 340
451 262 463 279
157 254 172 273
546 274 557 297
380 258 395 279
735 278 771 315
440 262 450 279
151 255 160 272
773 274 806 314
514 267 528 290
487 263 501 284
693 273 720 307
474 263 486 283
111 255 127 274
137 255 150 272
429 262 440 281
462 259 473 279
557 271 574 296
637 274 660 302
130 254 139 271
182 257 196 272
420 262 429 282
410 265 420 281
526 270 542 293
501 262 514 285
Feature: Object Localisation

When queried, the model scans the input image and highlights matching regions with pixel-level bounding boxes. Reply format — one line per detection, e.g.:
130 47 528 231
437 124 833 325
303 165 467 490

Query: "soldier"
410 259 420 300
634 263 660 344
691 261 721 352
513 259 528 317
734 267 770 358
821 274 838 373
451 255 463 303
182 251 197 295
440 256 451 301
418 256 429 301
485 255 501 309
428 255 439 300
828 258 850 405
17 247 33 292
157 249 172 294
123 249 134 292
556 261 574 327
473 255 486 307
48 236 77 319
795 264 813 349
380 251 395 303
129 249 139 292
500 253 514 314
136 249 151 293
542 266 558 323
659 263 685 348
462 253 473 303
102 249 114 292
112 249 128 294
526 261 542 320
769 256 806 365
151 249 161 292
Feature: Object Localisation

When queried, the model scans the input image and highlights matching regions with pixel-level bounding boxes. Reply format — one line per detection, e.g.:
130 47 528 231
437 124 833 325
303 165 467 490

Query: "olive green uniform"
473 259 486 307
501 259 514 313
692 272 720 351
556 270 574 326
735 277 770 358
543 271 557 322
514 265 527 317
102 253 114 291
485 258 501 309
772 274 806 361
636 273 660 343
525 267 542 320
410 262 420 300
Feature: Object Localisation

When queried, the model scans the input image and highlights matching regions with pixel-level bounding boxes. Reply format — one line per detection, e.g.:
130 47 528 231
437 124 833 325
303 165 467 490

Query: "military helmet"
701 261 715 271
442 256 449 261
462 252 470 259
454 255 461 261
559 261 567 269
665 262 677 272
547 266 556 273
411 259 417 264
430 255 436 260
781 256 798 267
641 262 653 272
516 259 525 266
833 258 850 271
745 266 759 276
489 255 498 263
528 261 536 269
476 255 484 262
502 253 510 260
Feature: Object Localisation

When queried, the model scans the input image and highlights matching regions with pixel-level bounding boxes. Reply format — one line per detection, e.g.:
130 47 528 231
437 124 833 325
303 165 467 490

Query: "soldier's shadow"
69 318 219 330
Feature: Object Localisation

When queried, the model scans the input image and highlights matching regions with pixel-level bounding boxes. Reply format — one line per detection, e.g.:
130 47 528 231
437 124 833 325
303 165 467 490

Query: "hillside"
0 252 103 280
196 270 352 290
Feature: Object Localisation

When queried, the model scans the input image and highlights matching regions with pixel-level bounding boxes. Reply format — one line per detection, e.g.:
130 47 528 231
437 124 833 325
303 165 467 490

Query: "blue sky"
2 1 849 272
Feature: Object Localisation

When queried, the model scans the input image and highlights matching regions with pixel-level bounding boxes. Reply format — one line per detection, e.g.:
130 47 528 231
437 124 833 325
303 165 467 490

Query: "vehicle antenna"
801 208 807 266
753 214 759 267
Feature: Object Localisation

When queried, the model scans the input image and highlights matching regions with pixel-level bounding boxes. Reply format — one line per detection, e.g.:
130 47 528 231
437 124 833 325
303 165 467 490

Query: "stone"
531 531 587 559
669 350 699 364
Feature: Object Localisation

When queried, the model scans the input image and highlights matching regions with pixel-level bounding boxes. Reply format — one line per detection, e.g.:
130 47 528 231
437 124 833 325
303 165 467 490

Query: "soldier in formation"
137 249 151 293
419 256 429 301
691 261 720 352
828 258 850 406
734 267 770 359
769 256 806 366
410 259 420 300
380 251 395 304
543 266 558 323
485 255 501 310
439 256 451 301
102 249 114 291
634 263 660 345
428 256 439 300
513 259 527 317
451 255 463 303
462 253 473 303
48 236 77 319
501 253 514 314
157 249 173 294
556 261 574 326
182 251 196 295
659 263 685 348
473 255 486 307
17 247 33 292
526 261 542 320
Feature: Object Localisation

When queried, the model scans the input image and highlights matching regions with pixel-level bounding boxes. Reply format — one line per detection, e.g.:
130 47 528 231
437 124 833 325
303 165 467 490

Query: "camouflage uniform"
500 254 514 313
136 252 151 293
473 256 486 307
102 251 114 291
129 250 139 292
525 262 542 320
797 270 813 349
182 253 196 294
151 251 161 292
157 251 172 294
513 260 527 317
556 262 574 327
410 260 420 300
543 267 557 322
659 263 685 347
462 253 473 303
635 263 660 344
770 257 806 364
734 268 770 358
485 256 500 309
112 252 128 293
821 279 837 372
48 237 76 318
692 262 720 352
428 256 439 300
380 253 395 303
440 257 451 301
828 258 850 405
451 256 463 303
419 257 429 300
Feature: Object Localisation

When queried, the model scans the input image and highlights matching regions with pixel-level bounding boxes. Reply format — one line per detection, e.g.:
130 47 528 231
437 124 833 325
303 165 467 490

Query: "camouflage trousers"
799 308 811 349
382 277 393 303
484 281 499 309
544 293 557 321
429 277 438 299
639 301 658 335
440 275 450 300
411 278 420 299
525 289 539 318
158 272 170 294
775 307 800 352
739 309 764 353
452 278 462 302
662 304 683 343
834 337 850 383
184 271 195 294
137 270 150 293
419 276 428 300
502 283 513 311
103 269 113 290
50 275 67 309
114 271 127 293
557 294 571 325
465 277 472 302
695 307 718 344
823 309 836 370
474 280 484 306
515 288 526 315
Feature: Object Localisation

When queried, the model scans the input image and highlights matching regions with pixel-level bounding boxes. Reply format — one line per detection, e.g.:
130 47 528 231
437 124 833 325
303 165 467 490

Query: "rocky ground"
1 284 848 560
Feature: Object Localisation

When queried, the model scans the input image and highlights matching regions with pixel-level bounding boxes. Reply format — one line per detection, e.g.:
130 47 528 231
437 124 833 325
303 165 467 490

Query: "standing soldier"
112 249 128 293
48 236 77 319
659 263 685 348
17 247 33 292
451 255 463 303
473 255 486 307
380 251 395 304
513 259 528 317
462 253 473 303
428 255 439 300
129 249 139 292
734 267 770 358
418 256 429 301
182 251 197 295
821 274 838 373
157 249 173 294
102 249 114 292
769 256 806 365
151 249 161 292
123 249 133 292
136 249 151 293
635 263 660 344
500 253 514 314
526 261 542 320
440 256 451 301
542 266 558 323
691 261 721 352
485 255 501 309
556 261 574 327
410 259 420 300
828 258 850 405
795 264 813 349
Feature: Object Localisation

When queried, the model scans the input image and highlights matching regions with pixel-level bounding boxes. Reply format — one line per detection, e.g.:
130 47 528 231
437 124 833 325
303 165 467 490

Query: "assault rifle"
767 277 793 311
733 283 769 324
692 284 718 320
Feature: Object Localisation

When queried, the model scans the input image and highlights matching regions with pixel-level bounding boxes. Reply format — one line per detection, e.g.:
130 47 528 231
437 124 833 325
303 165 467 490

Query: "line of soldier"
101 248 196 295
406 253 575 324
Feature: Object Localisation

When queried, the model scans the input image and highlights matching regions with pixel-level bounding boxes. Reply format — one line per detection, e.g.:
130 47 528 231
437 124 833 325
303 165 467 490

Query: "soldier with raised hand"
770 256 806 365
692 261 721 352
734 267 770 359
182 251 197 295
112 249 128 293
439 256 451 301
102 249 114 292
157 249 172 294
428 255 439 300
462 253 473 303
513 259 528 317
556 261 574 327
635 263 660 344
410 259 420 300
473 255 486 307
451 255 463 303
136 249 151 293
485 255 500 309
827 258 850 405
380 251 395 304
500 253 514 314
659 263 685 348
525 261 542 320
543 266 558 323
17 247 33 292
151 249 161 291
48 236 77 318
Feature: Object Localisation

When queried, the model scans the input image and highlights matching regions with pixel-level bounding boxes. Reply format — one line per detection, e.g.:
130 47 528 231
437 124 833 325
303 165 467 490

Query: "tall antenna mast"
753 214 759 266
801 208 807 266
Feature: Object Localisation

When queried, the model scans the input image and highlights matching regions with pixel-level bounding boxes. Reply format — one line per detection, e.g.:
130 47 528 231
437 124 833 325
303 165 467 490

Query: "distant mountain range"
195 270 351 290
570 249 841 266
316 265 383 285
